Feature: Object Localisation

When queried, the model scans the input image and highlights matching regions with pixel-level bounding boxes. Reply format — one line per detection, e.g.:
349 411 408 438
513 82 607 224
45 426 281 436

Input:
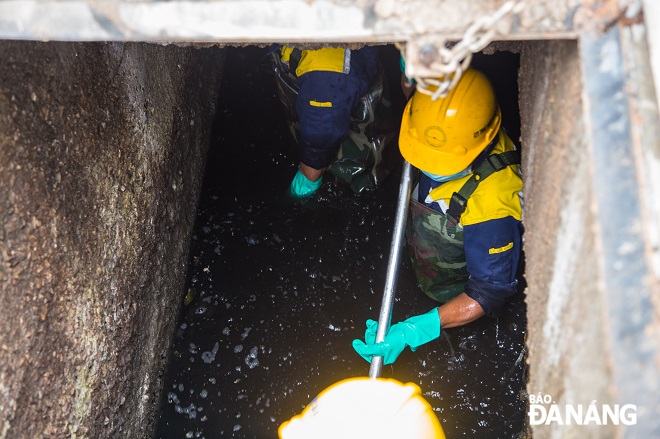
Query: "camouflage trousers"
406 198 469 302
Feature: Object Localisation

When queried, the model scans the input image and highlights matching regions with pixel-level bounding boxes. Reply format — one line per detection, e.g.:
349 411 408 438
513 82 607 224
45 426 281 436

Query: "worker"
278 377 446 439
275 45 379 198
352 67 523 365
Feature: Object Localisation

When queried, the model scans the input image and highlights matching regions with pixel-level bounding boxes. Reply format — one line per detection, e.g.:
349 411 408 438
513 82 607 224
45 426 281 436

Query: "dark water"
154 46 528 439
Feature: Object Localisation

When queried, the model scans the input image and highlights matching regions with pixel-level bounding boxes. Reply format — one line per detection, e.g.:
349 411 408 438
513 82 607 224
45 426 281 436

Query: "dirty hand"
352 309 441 365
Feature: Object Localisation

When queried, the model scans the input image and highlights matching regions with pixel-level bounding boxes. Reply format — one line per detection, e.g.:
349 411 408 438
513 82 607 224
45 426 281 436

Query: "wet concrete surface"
154 46 528 439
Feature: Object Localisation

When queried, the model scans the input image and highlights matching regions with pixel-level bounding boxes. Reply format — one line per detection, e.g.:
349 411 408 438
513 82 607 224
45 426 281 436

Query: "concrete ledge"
0 0 587 43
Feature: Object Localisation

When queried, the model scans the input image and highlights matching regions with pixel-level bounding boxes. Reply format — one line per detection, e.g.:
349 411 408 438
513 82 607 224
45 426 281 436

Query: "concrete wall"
519 39 617 437
0 41 224 438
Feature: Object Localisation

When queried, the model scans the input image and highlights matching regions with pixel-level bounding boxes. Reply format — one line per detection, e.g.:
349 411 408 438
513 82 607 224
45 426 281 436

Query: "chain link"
408 0 526 101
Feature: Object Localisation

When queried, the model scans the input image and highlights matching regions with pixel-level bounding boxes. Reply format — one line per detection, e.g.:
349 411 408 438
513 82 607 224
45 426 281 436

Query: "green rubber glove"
289 168 322 198
352 309 441 365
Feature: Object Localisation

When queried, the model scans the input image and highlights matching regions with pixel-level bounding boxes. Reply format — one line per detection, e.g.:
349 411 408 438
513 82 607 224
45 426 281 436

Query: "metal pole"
369 160 413 379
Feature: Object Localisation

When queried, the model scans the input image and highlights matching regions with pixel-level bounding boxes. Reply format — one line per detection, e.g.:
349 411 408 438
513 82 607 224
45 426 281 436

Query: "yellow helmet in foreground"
278 377 446 439
399 68 501 176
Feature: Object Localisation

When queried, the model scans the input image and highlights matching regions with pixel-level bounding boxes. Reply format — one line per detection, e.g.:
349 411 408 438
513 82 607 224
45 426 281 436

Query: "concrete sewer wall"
520 40 616 438
0 41 224 438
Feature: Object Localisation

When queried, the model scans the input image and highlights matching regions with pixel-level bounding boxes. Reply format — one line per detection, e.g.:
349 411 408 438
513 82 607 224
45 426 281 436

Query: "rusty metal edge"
578 21 660 437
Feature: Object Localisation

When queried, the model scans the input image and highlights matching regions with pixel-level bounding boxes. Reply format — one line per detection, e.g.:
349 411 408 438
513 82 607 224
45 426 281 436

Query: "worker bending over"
277 45 378 198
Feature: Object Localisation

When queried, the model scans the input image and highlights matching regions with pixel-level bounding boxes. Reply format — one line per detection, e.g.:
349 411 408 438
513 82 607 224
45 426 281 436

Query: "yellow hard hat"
278 377 446 439
399 68 501 176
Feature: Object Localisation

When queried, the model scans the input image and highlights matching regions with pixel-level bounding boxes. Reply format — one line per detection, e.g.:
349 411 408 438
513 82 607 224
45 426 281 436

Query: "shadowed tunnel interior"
154 45 527 439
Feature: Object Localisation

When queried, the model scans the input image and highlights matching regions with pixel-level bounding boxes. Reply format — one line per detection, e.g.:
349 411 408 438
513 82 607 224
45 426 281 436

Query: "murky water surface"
155 46 527 439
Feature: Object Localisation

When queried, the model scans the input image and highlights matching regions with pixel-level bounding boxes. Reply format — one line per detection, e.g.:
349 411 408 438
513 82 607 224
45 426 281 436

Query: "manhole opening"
156 43 527 439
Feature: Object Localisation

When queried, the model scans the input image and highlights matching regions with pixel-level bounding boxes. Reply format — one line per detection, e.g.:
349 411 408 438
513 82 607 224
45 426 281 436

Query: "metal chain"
408 0 526 101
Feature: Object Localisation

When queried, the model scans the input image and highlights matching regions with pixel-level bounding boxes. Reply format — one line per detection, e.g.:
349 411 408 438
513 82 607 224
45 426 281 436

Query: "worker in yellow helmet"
353 67 523 364
278 377 446 439
276 45 378 198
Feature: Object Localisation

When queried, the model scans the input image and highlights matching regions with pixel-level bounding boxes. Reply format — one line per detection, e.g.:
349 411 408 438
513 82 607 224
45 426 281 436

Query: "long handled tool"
369 160 413 379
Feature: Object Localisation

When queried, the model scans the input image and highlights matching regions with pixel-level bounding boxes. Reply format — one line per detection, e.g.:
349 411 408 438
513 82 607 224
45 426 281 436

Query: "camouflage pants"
406 198 469 302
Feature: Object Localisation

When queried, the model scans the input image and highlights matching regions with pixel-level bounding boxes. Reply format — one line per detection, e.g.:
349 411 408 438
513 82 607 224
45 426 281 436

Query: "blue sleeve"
463 216 522 317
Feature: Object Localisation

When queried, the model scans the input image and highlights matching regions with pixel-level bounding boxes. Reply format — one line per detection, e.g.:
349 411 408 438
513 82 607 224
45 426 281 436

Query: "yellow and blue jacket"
414 129 523 316
280 46 352 77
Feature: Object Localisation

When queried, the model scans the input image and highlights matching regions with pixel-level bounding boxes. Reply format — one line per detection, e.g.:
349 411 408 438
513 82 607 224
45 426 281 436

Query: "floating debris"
201 342 219 364
184 288 196 306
